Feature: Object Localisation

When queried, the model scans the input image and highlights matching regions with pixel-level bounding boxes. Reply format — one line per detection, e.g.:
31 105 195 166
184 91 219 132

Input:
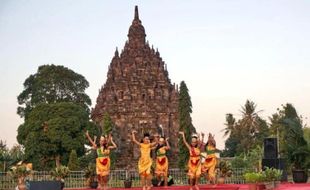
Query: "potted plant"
289 145 309 183
84 163 98 189
244 172 261 190
217 160 232 184
9 164 32 190
262 167 282 189
281 117 310 183
51 165 70 190
123 169 132 188
245 171 266 190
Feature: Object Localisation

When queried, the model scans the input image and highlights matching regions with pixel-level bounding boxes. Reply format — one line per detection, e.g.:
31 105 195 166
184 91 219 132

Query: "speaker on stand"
263 138 278 159
262 138 287 181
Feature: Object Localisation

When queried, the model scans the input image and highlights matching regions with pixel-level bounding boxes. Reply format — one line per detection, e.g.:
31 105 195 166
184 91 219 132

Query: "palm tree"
238 100 264 153
222 113 236 137
239 100 262 136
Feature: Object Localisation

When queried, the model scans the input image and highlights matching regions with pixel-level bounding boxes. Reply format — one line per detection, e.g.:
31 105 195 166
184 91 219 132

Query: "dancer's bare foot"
146 186 151 190
143 186 146 190
195 185 200 190
189 187 193 190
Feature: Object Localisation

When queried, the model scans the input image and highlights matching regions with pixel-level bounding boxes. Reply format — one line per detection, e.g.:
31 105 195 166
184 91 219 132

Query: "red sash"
158 157 166 165
205 158 213 163
100 158 108 166
191 159 200 166
191 147 197 157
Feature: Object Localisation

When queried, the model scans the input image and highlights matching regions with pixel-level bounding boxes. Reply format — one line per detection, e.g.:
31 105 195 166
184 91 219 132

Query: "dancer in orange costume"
132 131 158 190
201 133 217 184
155 137 170 187
86 131 117 190
179 131 201 190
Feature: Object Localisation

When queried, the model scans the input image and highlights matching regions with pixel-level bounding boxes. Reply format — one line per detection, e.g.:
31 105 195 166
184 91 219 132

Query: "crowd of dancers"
85 130 217 190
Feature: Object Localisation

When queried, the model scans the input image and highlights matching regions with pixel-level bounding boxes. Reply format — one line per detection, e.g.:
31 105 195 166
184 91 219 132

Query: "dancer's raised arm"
199 132 205 148
108 136 117 149
151 134 159 147
165 137 170 150
179 131 191 150
131 130 140 145
85 130 97 149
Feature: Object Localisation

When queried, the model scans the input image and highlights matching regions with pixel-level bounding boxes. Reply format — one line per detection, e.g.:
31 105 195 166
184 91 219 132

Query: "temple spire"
128 5 146 47
134 5 139 20
114 47 119 57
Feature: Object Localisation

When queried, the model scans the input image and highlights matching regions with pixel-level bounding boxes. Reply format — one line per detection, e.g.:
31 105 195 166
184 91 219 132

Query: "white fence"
0 168 248 190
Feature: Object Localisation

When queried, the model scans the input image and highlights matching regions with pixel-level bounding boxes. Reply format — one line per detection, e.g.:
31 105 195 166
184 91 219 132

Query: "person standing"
179 131 201 190
154 137 170 187
86 131 117 190
201 133 217 184
132 131 158 190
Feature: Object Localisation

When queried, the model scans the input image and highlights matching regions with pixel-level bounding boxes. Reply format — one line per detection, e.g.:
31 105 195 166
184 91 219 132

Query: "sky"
0 0 310 150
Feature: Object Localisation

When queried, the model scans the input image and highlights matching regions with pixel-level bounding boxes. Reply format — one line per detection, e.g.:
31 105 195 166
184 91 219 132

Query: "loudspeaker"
264 138 278 159
29 181 61 190
262 158 287 181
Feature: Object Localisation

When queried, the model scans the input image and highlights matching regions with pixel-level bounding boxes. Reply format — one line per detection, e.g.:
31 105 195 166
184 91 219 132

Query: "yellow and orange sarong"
155 147 168 177
187 147 201 179
201 145 217 181
96 148 110 177
138 143 152 177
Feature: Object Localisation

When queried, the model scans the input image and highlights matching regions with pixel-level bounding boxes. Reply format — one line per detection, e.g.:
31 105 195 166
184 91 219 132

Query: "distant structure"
91 6 179 168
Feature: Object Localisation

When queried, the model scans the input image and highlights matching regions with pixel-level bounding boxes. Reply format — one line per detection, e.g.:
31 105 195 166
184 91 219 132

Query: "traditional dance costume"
201 145 217 182
96 147 110 177
187 147 201 178
138 143 153 177
155 146 168 177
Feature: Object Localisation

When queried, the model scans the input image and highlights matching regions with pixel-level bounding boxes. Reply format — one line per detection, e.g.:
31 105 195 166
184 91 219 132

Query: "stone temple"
91 6 179 168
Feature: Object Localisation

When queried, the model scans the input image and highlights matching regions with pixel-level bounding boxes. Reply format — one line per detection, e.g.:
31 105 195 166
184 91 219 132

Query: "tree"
17 102 97 170
237 100 268 154
17 64 91 119
222 114 238 157
68 150 80 171
270 104 309 169
101 112 113 135
303 127 310 145
269 104 304 157
9 144 25 165
223 100 269 156
222 113 236 137
0 142 25 172
0 140 11 172
178 81 196 169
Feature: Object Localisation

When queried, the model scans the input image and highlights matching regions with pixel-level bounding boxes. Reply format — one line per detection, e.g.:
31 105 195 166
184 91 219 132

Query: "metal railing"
0 168 249 190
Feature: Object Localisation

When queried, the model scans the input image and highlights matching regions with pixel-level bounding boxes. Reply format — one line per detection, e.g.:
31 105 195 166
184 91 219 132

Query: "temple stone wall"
91 6 179 169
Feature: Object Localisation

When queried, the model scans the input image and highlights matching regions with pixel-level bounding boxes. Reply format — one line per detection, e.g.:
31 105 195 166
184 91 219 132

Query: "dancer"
132 131 158 190
179 131 201 190
86 131 117 190
155 136 170 187
201 133 217 184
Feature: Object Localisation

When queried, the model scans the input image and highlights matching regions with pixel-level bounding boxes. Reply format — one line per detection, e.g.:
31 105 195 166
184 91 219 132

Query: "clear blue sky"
1 0 310 149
